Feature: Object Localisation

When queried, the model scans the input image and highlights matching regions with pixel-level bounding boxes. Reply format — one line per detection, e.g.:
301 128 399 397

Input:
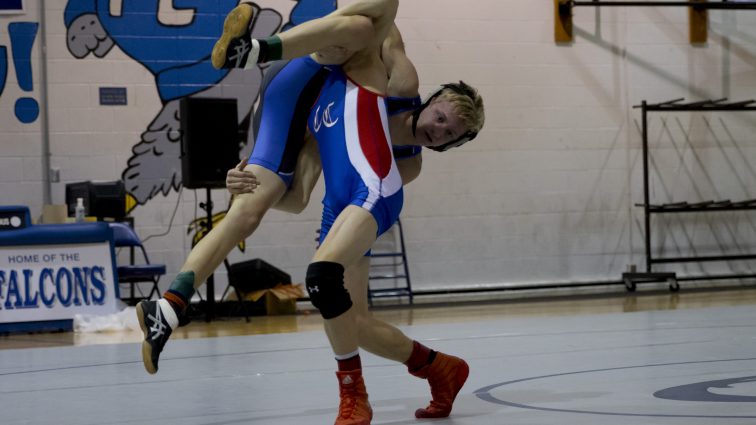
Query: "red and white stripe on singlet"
343 79 403 209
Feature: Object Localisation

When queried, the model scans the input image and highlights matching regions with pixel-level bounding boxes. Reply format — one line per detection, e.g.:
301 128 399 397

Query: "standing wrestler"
215 2 480 424
224 51 481 423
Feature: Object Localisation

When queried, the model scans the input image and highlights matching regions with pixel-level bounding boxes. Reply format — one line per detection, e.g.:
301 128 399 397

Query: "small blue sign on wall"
0 0 23 14
99 87 127 106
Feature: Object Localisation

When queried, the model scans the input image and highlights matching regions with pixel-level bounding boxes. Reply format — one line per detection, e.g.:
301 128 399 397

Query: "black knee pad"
306 261 352 319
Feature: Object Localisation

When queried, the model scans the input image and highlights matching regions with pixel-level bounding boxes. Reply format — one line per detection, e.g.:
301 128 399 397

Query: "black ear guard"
411 81 479 152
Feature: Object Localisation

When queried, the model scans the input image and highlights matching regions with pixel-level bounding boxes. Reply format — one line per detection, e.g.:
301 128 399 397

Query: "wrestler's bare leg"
136 165 286 374
212 0 398 69
213 3 374 69
311 206 378 355
345 254 469 419
181 165 286 287
345 256 413 362
306 206 378 424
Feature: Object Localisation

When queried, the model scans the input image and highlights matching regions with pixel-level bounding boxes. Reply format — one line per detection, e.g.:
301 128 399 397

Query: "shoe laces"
426 361 454 407
338 386 359 419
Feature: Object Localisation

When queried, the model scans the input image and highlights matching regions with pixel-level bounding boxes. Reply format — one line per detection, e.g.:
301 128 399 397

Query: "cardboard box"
225 283 304 315
41 204 67 224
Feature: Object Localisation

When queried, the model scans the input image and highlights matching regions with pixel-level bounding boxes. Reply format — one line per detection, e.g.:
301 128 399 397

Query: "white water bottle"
74 198 86 223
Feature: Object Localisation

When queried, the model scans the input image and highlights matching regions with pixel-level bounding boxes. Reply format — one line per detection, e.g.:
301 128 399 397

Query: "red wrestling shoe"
334 370 373 425
410 352 469 418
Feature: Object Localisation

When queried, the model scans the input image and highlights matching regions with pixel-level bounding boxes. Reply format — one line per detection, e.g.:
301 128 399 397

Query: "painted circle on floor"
475 358 756 418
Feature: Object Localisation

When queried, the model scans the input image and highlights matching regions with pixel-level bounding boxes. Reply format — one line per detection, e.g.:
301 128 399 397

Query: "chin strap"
413 81 479 153
411 104 425 140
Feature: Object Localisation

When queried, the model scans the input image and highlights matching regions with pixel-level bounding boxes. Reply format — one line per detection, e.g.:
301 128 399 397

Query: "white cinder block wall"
1 1 755 299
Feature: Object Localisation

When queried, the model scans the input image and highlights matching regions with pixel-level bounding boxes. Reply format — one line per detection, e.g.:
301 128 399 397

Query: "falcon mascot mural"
62 0 336 244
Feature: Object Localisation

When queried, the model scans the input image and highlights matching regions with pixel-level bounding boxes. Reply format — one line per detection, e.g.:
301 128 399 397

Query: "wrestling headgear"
411 80 479 152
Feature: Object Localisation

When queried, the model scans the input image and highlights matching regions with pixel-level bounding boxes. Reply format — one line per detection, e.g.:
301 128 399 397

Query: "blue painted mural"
61 0 337 209
0 21 39 123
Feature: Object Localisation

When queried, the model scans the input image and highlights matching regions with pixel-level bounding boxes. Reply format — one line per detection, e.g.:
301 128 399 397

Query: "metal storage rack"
623 98 756 291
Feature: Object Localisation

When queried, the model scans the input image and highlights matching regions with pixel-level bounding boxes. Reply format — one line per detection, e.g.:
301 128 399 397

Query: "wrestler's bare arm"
382 24 419 98
383 24 423 184
396 154 422 185
226 159 259 195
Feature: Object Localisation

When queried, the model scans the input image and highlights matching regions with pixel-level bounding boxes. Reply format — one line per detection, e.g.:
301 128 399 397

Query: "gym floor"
2 287 756 424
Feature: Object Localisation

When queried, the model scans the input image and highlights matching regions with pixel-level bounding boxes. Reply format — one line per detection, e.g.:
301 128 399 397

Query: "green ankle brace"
262 35 282 62
169 271 196 301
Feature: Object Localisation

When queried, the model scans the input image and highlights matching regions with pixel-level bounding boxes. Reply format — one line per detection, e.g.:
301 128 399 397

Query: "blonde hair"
437 81 485 134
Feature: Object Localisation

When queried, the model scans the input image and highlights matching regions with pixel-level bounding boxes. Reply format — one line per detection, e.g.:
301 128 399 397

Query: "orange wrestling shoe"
334 369 373 425
411 352 469 418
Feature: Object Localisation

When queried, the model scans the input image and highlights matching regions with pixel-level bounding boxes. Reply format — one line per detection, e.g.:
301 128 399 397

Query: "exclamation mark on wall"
0 46 7 99
8 22 40 124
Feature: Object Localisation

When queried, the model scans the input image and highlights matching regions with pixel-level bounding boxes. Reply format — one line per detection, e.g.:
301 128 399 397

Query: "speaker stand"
199 187 216 322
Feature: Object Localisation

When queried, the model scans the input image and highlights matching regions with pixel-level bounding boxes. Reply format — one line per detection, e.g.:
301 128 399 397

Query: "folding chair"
109 222 166 305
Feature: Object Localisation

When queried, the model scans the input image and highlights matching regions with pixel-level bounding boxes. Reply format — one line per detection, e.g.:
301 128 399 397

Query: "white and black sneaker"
136 299 179 374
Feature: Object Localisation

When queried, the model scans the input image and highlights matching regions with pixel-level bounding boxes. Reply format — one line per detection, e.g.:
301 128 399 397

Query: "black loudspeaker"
180 97 241 189
228 258 292 293
91 181 126 219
